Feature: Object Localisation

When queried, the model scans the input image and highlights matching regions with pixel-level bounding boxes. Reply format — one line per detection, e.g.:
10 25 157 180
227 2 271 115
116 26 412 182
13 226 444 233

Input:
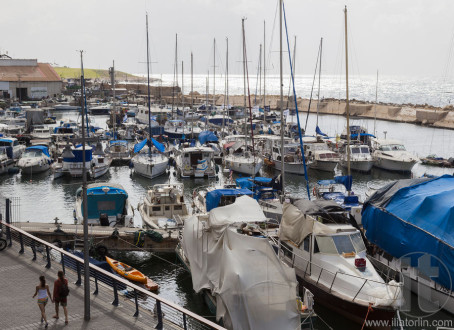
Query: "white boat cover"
279 202 336 247
182 197 299 330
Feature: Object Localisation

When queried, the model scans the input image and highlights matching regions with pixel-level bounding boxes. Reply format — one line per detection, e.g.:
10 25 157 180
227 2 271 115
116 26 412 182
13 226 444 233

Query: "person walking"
32 275 52 328
53 270 69 325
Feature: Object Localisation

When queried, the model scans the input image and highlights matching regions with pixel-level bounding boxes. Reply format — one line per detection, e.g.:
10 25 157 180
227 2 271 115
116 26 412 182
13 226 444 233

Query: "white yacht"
138 183 190 229
175 146 216 178
371 139 418 172
0 147 15 174
104 140 131 165
17 145 52 174
31 126 52 140
271 143 309 175
338 143 374 173
130 138 168 180
303 137 339 172
279 200 402 326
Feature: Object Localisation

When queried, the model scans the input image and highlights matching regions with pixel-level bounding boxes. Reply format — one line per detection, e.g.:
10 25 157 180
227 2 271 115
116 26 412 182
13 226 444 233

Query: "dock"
13 222 180 253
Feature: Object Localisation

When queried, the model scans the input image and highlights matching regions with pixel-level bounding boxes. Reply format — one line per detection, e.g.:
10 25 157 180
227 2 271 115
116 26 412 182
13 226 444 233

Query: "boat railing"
0 221 224 330
279 242 402 306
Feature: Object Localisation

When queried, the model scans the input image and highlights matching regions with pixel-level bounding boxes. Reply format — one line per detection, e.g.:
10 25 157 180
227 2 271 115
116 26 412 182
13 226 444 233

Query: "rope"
361 302 374 330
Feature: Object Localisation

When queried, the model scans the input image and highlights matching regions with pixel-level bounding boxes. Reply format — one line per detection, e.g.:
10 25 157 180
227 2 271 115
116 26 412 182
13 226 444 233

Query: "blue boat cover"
335 175 353 191
151 138 165 153
350 133 376 139
78 185 128 218
236 177 272 190
198 131 218 144
0 138 13 143
64 148 92 162
206 188 253 212
315 126 327 137
133 139 147 153
26 145 50 157
362 175 454 290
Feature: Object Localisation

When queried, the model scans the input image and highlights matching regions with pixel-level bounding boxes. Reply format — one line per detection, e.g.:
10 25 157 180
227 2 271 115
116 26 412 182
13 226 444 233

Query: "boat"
130 138 168 180
74 183 134 227
278 198 403 326
138 183 189 229
89 103 111 115
338 143 374 173
192 186 254 214
175 146 216 178
52 144 111 179
0 147 15 174
362 175 454 314
17 145 52 174
30 126 51 140
105 256 147 284
371 138 418 172
224 142 262 176
420 155 454 167
104 140 131 165
0 137 25 160
179 196 301 329
303 137 340 172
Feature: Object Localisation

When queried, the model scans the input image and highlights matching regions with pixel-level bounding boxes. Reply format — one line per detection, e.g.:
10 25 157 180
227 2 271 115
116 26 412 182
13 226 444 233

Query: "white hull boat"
131 153 168 180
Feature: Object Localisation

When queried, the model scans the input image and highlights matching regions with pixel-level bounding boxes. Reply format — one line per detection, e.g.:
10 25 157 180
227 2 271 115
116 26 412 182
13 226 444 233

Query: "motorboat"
89 103 111 115
224 141 263 176
175 146 216 178
138 183 190 229
178 196 302 329
30 126 51 140
130 138 168 180
0 147 15 174
74 183 134 227
52 144 111 179
303 137 339 172
362 175 454 314
17 145 52 174
0 137 25 160
272 143 309 175
104 140 131 165
371 139 418 172
192 186 253 214
279 199 402 326
338 143 374 173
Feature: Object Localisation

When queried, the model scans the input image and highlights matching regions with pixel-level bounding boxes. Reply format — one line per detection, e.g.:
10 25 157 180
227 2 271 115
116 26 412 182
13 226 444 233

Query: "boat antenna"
79 49 91 320
344 6 351 188
279 0 285 194
146 14 152 158
283 1 310 200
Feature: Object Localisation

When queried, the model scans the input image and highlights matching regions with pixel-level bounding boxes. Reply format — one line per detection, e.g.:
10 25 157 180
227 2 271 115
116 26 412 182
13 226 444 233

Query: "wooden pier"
13 221 180 253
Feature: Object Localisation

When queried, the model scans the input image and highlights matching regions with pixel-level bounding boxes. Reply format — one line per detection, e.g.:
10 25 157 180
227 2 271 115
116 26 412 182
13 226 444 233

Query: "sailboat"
130 14 169 180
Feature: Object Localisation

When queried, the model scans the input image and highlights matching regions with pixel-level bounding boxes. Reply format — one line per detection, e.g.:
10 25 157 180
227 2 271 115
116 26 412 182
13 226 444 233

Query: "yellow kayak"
105 256 147 284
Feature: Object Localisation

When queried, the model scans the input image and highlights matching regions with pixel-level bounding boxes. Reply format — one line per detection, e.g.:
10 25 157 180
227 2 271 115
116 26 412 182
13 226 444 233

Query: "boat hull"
309 160 338 172
20 163 50 174
132 158 168 179
339 159 374 173
274 160 306 175
373 157 416 172
224 157 262 176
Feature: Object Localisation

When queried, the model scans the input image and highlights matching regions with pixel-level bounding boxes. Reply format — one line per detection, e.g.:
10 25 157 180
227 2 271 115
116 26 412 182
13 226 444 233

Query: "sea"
2 74 454 329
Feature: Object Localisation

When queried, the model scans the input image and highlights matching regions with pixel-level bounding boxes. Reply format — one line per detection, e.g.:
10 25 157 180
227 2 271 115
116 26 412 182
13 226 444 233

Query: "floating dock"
13 222 179 253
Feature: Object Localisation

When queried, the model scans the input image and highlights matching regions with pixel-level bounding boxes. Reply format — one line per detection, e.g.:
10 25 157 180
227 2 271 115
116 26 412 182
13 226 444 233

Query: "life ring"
96 245 108 256
312 187 316 196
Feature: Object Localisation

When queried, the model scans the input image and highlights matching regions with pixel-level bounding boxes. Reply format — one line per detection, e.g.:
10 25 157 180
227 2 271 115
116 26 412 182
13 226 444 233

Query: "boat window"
165 206 170 211
332 235 355 254
13 140 19 146
174 205 182 210
351 147 360 154
360 147 369 154
281 241 293 259
315 236 338 254
152 206 161 212
350 232 366 252
303 235 310 252
380 145 391 151
390 144 405 151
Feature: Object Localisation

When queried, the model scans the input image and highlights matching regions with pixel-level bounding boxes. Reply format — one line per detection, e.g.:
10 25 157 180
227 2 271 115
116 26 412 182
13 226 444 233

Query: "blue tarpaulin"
315 126 327 137
236 177 272 190
362 175 454 290
198 131 219 144
151 138 165 153
334 175 353 191
133 139 147 153
206 188 253 212
350 133 376 139
26 145 50 157
64 147 92 163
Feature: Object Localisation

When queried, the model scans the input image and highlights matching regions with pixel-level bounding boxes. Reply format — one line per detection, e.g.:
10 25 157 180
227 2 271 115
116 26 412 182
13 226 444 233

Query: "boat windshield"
23 150 42 157
381 144 406 151
315 232 366 255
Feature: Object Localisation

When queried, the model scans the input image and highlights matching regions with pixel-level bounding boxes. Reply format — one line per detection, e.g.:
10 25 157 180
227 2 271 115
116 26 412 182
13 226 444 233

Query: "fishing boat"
105 256 147 284
17 145 52 174
0 137 25 160
104 140 131 165
138 183 189 229
175 146 216 178
279 198 403 326
338 143 374 173
362 175 454 314
74 183 134 227
371 139 418 172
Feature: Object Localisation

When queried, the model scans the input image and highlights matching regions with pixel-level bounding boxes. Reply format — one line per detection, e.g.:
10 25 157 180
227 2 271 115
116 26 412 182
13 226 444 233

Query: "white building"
0 56 62 100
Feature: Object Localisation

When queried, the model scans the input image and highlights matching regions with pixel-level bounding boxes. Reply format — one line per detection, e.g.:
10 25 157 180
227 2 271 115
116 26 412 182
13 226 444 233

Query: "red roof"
0 63 61 82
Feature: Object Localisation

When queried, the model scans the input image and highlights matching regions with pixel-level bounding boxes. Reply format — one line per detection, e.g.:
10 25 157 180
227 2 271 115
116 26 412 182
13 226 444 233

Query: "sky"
2 0 454 78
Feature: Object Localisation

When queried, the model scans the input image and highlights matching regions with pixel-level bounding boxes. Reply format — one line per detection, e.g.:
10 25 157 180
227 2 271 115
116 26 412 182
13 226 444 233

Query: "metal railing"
279 242 403 306
0 221 225 330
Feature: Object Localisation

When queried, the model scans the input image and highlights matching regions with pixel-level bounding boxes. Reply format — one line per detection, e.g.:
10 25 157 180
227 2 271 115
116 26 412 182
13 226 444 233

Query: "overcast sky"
2 0 454 78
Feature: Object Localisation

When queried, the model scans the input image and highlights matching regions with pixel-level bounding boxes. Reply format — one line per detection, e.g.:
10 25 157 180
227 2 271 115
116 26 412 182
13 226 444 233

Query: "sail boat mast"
374 70 378 136
263 20 266 123
223 37 229 136
279 0 285 192
213 38 216 110
146 14 152 157
316 38 323 128
344 6 351 185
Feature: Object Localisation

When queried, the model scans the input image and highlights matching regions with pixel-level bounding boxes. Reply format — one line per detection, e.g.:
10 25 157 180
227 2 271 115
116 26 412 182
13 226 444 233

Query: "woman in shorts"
32 275 52 328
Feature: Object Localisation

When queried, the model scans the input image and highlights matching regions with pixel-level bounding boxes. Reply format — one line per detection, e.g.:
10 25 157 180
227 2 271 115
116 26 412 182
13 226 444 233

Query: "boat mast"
191 53 194 109
316 38 323 128
146 14 152 158
242 19 247 136
111 60 116 139
181 61 184 110
374 70 378 137
344 6 351 187
258 44 262 108
279 0 285 192
205 73 209 130
263 20 266 124
79 49 90 321
213 38 216 111
223 37 228 137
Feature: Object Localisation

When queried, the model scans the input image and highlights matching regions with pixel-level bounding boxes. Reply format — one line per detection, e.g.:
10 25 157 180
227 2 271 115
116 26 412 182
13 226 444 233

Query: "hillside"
53 66 145 81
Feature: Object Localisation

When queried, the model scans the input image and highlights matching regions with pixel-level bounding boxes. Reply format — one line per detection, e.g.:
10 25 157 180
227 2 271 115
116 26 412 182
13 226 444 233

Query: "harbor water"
1 110 453 329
